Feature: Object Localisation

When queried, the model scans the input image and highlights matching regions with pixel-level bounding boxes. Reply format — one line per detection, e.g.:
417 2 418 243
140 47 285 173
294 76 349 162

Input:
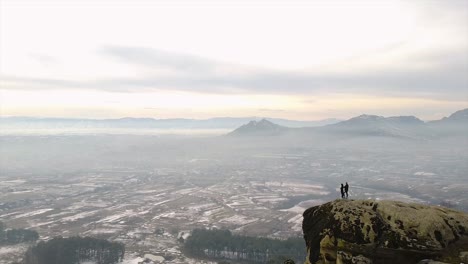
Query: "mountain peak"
448 108 468 120
428 109 468 131
353 114 383 120
227 119 286 136
386 115 424 124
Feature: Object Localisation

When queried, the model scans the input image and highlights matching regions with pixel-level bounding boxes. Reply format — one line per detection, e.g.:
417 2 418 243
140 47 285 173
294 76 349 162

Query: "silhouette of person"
345 182 349 198
340 183 345 198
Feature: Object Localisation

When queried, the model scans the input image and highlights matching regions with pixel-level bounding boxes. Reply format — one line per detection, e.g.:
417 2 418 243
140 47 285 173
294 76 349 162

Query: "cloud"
99 46 217 73
1 75 83 89
1 45 467 101
258 108 286 113
28 53 58 65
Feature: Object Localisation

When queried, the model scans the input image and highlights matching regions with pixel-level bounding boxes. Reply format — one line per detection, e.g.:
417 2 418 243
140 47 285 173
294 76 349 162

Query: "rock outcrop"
302 200 468 264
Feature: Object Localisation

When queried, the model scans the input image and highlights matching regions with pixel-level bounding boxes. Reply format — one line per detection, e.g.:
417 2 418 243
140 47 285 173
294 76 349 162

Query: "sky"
0 0 467 121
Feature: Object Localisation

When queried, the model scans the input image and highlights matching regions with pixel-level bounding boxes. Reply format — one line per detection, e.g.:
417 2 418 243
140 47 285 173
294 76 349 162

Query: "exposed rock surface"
302 200 468 264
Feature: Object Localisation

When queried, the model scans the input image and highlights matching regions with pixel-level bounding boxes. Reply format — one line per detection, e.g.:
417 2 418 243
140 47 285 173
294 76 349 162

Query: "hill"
430 108 468 124
227 119 288 136
317 115 428 139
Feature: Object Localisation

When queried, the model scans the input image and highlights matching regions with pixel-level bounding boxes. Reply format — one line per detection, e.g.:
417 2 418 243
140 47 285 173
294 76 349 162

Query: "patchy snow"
66 204 86 210
256 197 288 203
297 199 326 208
119 257 144 264
280 199 325 214
9 190 33 194
280 205 305 214
152 211 190 220
30 220 57 228
61 210 101 222
0 180 26 185
153 212 176 219
187 203 217 212
288 214 302 224
414 171 436 176
13 208 53 219
173 188 199 195
219 215 258 225
136 210 150 215
86 228 121 235
286 213 303 232
178 231 191 240
0 243 30 264
202 207 224 216
144 254 165 262
0 245 24 254
135 189 160 194
153 199 171 206
96 210 134 223
47 211 72 218
0 211 20 218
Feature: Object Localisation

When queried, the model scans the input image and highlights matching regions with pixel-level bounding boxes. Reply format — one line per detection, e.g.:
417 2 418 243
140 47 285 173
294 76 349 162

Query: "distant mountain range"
228 108 468 139
2 109 466 139
0 116 340 130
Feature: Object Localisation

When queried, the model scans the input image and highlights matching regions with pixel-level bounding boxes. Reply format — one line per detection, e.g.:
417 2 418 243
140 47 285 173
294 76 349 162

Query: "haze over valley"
1 109 467 262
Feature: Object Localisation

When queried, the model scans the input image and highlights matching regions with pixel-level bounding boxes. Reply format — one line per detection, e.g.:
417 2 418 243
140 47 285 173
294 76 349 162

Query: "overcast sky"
1 0 467 120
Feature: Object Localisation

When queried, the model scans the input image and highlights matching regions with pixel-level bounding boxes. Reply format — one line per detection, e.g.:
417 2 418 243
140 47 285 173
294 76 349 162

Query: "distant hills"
427 108 468 127
0 116 340 130
316 114 428 138
433 108 468 123
1 109 467 139
228 108 468 139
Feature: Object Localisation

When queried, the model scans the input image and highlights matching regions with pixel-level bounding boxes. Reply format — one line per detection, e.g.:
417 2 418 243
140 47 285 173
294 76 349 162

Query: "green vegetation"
23 236 125 264
0 221 39 245
183 228 305 263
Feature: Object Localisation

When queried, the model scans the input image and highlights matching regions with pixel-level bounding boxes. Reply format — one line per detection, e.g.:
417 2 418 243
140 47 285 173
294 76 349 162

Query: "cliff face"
302 200 468 264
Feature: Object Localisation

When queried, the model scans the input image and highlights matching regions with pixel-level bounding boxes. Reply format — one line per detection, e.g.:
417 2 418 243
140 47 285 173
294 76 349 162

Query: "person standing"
340 183 345 198
345 182 349 198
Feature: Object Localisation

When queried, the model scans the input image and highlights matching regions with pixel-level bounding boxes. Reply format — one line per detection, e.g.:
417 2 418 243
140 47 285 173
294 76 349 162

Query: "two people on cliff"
340 182 349 198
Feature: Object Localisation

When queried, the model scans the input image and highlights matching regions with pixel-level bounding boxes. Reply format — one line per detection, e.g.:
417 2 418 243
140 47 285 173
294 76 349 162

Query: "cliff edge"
302 199 468 264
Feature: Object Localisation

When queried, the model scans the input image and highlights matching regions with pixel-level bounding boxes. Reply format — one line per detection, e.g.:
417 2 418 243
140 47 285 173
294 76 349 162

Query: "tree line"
183 228 306 263
23 236 125 264
0 221 39 245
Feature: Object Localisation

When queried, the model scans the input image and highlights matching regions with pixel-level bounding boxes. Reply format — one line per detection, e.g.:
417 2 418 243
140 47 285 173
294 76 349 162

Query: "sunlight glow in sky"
1 0 467 120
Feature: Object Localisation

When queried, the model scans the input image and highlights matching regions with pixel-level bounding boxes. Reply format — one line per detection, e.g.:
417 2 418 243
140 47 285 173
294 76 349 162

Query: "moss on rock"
302 199 468 264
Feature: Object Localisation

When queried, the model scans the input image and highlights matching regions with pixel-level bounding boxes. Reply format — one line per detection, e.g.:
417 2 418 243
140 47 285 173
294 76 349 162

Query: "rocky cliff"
302 200 468 264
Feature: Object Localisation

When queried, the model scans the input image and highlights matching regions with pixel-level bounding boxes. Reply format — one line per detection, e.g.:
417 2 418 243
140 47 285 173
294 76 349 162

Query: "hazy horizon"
0 108 465 122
